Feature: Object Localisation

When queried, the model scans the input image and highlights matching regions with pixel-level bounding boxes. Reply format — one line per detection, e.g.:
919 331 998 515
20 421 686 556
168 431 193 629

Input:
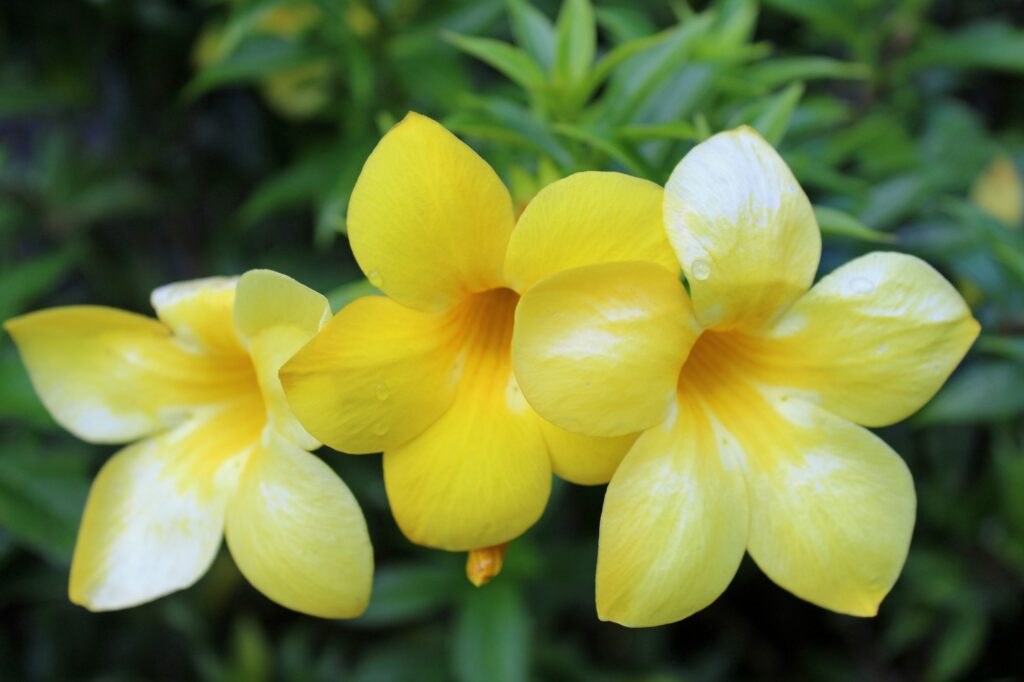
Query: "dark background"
1 1 1023 680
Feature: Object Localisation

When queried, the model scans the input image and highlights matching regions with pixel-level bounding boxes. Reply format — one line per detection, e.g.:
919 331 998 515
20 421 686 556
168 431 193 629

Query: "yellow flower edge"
4 270 373 617
512 126 980 626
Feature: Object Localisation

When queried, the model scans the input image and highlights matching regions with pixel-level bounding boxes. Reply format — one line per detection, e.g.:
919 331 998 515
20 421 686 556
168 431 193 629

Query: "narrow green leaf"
443 32 546 90
916 361 1024 425
553 0 596 87
453 580 530 682
581 31 668 100
906 21 1024 74
553 123 654 178
506 0 556 70
184 38 324 97
0 249 78 320
813 206 897 244
599 13 713 124
752 82 804 146
616 121 701 142
0 443 90 562
357 562 464 626
745 56 870 90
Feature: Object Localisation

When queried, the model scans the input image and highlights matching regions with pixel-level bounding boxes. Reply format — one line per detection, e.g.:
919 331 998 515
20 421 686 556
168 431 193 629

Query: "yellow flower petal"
503 172 679 293
151 277 243 355
970 154 1023 228
512 261 699 438
596 392 749 627
224 431 373 618
663 126 820 331
743 392 916 617
280 295 460 454
347 112 515 313
760 252 980 427
4 306 255 443
383 391 551 552
235 269 331 448
539 419 636 486
383 289 551 551
69 399 264 610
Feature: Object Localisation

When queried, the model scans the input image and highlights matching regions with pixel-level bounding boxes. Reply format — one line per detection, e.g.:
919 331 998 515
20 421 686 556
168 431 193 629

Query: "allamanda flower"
5 270 372 616
511 127 980 626
280 113 681 576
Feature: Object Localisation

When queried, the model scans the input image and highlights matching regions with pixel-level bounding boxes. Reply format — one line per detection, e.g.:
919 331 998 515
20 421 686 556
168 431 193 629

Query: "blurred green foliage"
2 0 1023 680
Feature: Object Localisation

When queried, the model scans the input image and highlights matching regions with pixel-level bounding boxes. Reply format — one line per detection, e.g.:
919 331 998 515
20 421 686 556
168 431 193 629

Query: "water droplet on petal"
375 383 389 401
849 276 874 294
368 270 384 287
691 259 711 281
372 421 390 436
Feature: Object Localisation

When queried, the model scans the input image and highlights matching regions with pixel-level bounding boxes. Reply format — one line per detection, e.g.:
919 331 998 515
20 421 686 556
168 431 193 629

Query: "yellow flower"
280 113 680 561
511 127 980 626
4 270 373 617
970 154 1023 228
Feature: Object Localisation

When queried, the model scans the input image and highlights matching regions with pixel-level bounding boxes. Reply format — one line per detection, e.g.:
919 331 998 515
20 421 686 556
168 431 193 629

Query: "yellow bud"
970 154 1023 228
465 543 509 587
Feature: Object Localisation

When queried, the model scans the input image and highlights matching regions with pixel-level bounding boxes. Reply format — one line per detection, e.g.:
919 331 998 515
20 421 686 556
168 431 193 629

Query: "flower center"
446 287 521 398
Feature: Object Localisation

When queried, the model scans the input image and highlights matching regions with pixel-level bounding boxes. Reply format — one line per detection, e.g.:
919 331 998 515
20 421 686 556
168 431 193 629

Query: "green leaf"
598 13 714 124
858 173 929 230
553 0 596 88
976 335 1024 365
184 37 324 97
453 580 530 682
616 121 701 142
506 0 556 70
358 561 464 626
595 6 656 43
906 22 1024 74
0 441 90 562
752 82 804 146
916 361 1024 426
813 206 897 244
0 249 78 321
326 279 380 312
581 31 668 101
744 56 869 90
553 124 654 178
0 342 55 429
450 98 575 170
443 32 546 91
238 145 347 227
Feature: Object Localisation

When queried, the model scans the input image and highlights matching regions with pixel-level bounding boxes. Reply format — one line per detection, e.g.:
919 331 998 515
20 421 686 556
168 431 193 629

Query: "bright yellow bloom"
4 270 372 617
512 127 980 626
280 112 680 558
970 154 1023 228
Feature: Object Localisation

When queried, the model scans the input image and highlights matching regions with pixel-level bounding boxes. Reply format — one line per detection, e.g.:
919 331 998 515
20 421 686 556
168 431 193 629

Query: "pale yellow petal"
503 172 679 293
4 307 255 443
69 399 264 610
225 431 373 618
151 276 243 355
742 391 916 616
512 261 699 438
235 269 331 449
347 112 515 313
759 252 980 427
663 126 820 331
280 295 460 454
596 393 749 627
539 419 636 486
